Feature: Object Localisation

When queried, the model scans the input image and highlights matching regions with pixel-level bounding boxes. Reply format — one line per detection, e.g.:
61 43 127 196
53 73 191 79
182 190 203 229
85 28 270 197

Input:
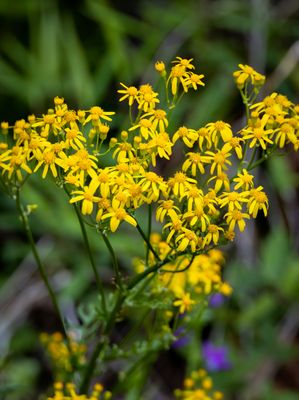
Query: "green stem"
80 249 207 393
247 156 268 171
164 75 170 106
247 147 258 170
79 290 125 393
100 230 123 291
145 204 152 267
72 204 107 316
135 221 160 263
127 259 166 290
15 188 66 332
240 85 251 123
161 254 195 273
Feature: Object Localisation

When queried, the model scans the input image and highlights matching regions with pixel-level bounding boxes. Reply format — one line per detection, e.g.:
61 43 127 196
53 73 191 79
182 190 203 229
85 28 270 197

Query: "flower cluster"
1 58 298 398
1 58 298 317
40 332 86 379
135 237 231 314
1 60 297 240
233 64 265 89
47 382 111 400
174 369 223 400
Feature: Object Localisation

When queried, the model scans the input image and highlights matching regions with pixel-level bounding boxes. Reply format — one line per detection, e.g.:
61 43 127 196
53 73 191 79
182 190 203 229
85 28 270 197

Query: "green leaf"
260 227 291 286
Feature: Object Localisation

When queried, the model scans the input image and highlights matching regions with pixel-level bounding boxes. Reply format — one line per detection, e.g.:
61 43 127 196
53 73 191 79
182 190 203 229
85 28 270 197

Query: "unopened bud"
109 137 118 148
155 61 166 77
121 130 128 140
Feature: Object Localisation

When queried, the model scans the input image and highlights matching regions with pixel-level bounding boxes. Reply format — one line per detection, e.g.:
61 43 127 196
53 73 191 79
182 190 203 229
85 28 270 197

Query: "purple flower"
202 341 231 371
209 293 225 308
172 327 190 349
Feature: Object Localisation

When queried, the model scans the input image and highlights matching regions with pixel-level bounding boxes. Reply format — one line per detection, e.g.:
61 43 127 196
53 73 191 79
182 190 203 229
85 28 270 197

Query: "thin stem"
129 105 134 126
145 204 152 267
247 156 268 171
72 203 107 316
100 230 123 291
135 221 160 262
164 75 170 106
127 259 166 291
247 146 258 170
79 289 125 393
161 254 195 273
80 249 209 392
15 188 66 332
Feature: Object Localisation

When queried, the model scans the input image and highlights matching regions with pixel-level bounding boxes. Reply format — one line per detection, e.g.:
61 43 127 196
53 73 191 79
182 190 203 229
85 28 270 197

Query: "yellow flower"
208 172 230 193
155 60 166 76
183 72 205 91
69 185 100 215
203 189 218 215
251 92 291 119
248 186 269 218
168 65 189 95
233 64 265 89
101 205 137 232
138 84 159 112
23 132 48 161
180 186 204 212
175 228 200 252
233 169 254 190
129 118 154 140
84 106 115 125
127 182 145 209
173 292 195 314
182 152 210 176
222 136 244 159
224 209 250 232
47 382 107 400
67 150 98 186
2 146 32 181
112 142 136 162
141 109 168 132
205 147 232 175
31 113 62 136
118 83 139 106
197 127 213 150
183 207 210 232
90 169 112 198
163 216 184 243
139 171 166 202
167 172 197 197
218 190 249 211
65 127 86 150
156 200 180 223
275 122 296 148
203 224 224 247
242 122 273 150
206 121 232 143
173 126 198 148
34 147 67 179
172 57 195 70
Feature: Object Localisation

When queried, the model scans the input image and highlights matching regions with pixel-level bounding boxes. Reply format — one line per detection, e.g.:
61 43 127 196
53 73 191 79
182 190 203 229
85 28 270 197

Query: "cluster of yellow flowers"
233 64 265 89
2 57 297 400
134 236 231 313
47 382 111 400
0 57 298 317
174 369 223 400
1 60 297 235
40 332 86 378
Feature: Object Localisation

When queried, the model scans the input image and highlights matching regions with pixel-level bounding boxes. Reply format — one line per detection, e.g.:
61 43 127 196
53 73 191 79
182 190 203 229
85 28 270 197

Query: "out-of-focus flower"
202 342 231 372
209 293 225 308
172 327 190 349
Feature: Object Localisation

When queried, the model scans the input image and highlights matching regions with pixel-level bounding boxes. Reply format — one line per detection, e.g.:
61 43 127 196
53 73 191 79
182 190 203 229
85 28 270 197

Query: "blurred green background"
0 0 299 399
